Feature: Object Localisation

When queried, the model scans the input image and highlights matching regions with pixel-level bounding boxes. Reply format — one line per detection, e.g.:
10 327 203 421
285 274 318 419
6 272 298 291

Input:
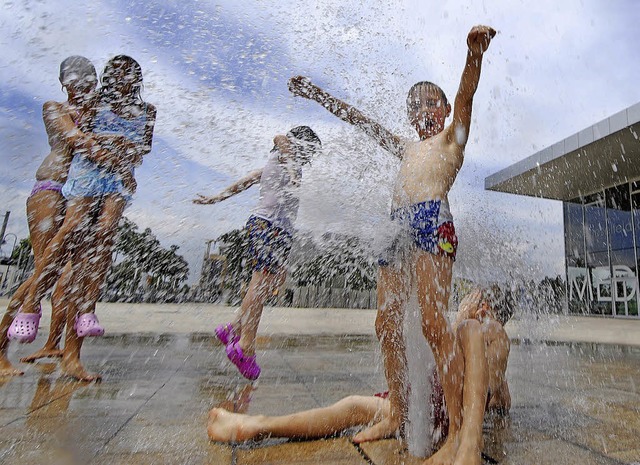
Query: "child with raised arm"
288 25 495 464
208 287 512 465
194 126 321 380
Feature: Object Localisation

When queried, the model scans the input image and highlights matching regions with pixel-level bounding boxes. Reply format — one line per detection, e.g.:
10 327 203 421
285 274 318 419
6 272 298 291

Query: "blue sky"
1 0 640 284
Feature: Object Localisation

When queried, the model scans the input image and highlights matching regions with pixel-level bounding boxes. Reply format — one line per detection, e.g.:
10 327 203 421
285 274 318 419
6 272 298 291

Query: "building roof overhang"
485 102 640 201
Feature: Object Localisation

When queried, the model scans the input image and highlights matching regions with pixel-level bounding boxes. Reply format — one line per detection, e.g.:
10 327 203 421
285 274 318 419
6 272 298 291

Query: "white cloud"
1 0 639 283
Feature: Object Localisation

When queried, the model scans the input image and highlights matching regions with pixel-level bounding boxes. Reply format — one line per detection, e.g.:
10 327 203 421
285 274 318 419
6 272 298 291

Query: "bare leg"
9 192 66 313
208 395 387 442
19 197 96 315
236 269 284 357
76 195 126 315
20 263 72 362
483 320 511 414
58 249 97 382
60 299 100 382
60 195 125 381
415 253 462 465
453 320 488 465
0 191 66 372
353 265 409 443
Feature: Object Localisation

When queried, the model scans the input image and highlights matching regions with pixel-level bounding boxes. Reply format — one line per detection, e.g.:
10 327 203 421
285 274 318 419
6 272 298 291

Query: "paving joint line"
89 354 192 462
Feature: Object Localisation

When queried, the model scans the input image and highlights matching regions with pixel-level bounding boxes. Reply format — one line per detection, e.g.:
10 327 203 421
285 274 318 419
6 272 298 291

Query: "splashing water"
404 288 436 457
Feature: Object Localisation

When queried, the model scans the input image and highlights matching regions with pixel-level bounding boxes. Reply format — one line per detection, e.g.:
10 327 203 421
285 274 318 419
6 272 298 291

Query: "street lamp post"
1 232 18 293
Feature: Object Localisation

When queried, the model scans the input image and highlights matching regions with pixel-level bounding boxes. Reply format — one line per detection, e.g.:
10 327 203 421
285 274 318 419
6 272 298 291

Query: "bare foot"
207 408 262 442
216 384 256 414
352 416 401 443
20 347 64 363
424 434 459 465
0 356 24 376
453 439 482 465
60 358 101 382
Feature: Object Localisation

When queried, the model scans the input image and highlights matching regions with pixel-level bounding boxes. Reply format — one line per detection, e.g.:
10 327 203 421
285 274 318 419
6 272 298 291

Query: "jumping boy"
288 25 496 464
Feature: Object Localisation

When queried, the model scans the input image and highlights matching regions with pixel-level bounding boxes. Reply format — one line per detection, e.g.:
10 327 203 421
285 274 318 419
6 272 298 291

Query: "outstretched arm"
193 169 263 205
288 76 404 159
447 25 496 147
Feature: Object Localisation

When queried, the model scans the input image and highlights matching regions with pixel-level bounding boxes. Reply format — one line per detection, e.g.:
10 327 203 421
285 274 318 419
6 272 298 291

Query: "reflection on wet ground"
0 334 638 464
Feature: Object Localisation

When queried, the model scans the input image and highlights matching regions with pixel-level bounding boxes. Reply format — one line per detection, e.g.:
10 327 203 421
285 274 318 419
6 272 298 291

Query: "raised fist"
288 75 316 99
467 25 496 55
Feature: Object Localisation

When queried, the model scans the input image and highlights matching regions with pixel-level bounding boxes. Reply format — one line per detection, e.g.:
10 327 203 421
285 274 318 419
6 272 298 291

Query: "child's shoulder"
144 101 157 114
42 100 72 120
43 100 66 112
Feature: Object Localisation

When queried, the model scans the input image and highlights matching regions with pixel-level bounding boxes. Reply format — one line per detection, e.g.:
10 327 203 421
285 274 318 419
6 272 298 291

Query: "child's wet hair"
100 55 144 101
481 285 514 326
286 126 321 164
59 56 97 88
407 81 449 108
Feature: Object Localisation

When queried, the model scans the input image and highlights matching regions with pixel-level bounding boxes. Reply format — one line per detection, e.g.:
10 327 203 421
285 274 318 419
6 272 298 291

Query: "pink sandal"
225 342 261 380
8 306 42 343
214 323 239 346
75 313 105 337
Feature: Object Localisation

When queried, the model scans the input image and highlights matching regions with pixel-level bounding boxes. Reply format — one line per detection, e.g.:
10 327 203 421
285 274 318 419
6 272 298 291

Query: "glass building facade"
564 181 640 317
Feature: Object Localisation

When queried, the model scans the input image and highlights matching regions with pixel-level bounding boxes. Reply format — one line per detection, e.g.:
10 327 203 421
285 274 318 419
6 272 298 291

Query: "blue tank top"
92 106 147 147
62 105 148 199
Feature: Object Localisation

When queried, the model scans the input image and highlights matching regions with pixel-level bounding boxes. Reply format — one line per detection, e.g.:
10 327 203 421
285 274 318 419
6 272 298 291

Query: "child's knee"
456 319 481 343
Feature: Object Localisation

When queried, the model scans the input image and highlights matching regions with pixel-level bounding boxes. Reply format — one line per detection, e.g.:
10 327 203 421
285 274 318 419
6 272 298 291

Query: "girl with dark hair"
5 55 156 381
194 127 321 380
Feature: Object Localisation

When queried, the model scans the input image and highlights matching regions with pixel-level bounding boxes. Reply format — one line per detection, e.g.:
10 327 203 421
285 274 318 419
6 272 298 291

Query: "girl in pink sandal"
194 126 321 380
0 56 109 376
3 55 156 381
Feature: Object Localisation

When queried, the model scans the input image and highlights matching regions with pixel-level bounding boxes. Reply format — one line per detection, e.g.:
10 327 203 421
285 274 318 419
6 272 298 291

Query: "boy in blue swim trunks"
194 126 321 381
289 25 496 464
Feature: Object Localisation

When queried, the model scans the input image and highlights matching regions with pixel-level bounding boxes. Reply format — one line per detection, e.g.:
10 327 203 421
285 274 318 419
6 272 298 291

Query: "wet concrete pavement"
0 301 639 464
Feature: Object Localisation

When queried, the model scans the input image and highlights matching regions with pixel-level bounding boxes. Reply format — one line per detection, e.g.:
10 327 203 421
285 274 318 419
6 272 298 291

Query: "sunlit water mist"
295 127 562 282
296 130 549 282
404 290 436 457
296 132 398 250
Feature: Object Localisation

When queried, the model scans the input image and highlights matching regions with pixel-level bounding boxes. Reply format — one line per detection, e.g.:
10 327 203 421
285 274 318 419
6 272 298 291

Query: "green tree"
293 236 376 291
538 275 566 313
215 228 252 304
105 218 190 302
10 237 32 268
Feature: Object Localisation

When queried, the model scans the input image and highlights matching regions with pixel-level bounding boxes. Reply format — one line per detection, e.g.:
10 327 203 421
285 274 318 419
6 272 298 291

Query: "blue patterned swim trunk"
246 215 293 274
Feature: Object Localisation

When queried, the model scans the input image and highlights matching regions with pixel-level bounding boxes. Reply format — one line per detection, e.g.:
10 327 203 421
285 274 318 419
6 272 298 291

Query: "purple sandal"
214 323 239 346
225 342 261 380
8 306 42 343
75 313 105 337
